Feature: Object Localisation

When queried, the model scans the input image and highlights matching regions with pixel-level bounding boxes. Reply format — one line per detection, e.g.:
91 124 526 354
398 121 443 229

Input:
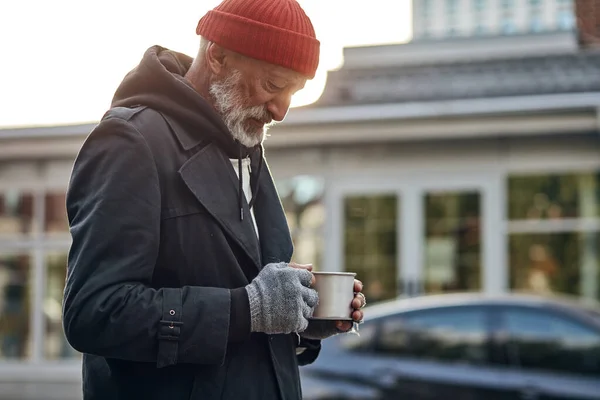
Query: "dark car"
300 293 600 400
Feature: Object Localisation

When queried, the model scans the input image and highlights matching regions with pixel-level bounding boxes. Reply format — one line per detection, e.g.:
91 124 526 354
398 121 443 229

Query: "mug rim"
312 271 356 277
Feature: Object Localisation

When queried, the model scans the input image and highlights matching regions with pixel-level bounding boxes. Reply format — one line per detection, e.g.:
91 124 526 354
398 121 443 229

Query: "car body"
300 292 600 400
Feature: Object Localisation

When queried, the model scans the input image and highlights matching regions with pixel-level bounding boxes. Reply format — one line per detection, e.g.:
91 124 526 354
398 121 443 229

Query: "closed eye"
267 81 284 91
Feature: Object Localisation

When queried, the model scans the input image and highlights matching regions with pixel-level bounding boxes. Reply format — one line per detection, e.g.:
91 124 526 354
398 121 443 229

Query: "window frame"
0 186 76 367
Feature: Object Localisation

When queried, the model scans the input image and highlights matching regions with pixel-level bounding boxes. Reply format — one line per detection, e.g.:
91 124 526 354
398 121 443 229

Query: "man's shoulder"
98 106 175 148
101 106 165 132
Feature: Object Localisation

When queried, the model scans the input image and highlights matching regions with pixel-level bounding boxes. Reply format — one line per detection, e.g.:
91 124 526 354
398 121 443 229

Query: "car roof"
362 292 600 321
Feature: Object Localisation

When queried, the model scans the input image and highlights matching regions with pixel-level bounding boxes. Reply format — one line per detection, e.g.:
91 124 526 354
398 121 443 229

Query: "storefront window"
508 172 600 300
424 192 481 293
344 195 398 303
44 252 78 359
44 192 69 236
0 253 32 360
277 176 325 270
0 190 34 237
508 173 599 220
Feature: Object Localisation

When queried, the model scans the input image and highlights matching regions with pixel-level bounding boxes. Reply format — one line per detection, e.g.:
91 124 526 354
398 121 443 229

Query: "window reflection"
509 233 600 299
0 190 34 236
277 176 325 270
501 308 600 376
0 254 31 359
44 192 69 236
344 195 397 303
424 192 481 293
45 252 78 359
376 307 488 364
338 321 377 352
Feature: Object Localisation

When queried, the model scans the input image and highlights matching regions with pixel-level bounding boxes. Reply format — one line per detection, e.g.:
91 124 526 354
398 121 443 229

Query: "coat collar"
250 155 294 265
178 141 293 272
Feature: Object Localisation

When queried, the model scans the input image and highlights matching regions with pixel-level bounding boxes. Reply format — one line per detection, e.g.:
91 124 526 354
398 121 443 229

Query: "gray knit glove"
245 262 319 335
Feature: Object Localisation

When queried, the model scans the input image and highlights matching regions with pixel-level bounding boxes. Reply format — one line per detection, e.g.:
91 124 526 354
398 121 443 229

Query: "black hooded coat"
62 45 321 400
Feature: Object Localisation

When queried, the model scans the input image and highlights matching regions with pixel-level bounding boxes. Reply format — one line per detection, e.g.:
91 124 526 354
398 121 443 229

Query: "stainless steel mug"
311 271 356 320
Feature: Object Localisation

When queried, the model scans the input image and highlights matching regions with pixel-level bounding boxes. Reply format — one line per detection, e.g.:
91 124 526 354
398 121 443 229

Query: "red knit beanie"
196 0 320 79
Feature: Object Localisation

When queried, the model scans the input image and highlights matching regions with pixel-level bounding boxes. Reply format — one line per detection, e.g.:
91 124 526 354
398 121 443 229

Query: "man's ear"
206 42 227 76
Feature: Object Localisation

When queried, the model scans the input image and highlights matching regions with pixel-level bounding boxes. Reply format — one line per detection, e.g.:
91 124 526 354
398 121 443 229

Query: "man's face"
209 53 307 148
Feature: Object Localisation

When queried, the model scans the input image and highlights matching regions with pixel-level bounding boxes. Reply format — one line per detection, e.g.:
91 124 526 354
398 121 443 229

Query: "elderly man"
62 0 366 399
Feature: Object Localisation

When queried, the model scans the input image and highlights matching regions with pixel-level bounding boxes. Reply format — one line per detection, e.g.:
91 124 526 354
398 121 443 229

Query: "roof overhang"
263 92 600 147
0 93 599 158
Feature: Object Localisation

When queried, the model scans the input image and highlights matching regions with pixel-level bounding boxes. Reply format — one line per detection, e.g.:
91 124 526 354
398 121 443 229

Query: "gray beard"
209 69 274 148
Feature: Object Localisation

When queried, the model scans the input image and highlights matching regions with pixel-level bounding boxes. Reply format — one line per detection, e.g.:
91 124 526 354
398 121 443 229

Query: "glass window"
501 307 600 375
338 320 378 352
508 172 600 300
509 233 600 299
376 307 489 364
344 195 398 303
473 0 486 12
501 18 517 34
500 0 516 34
277 176 325 270
557 10 575 30
424 192 481 293
528 0 543 31
508 173 599 220
0 253 32 360
422 0 432 17
44 192 69 236
529 15 544 32
447 0 459 35
0 190 34 237
44 252 78 359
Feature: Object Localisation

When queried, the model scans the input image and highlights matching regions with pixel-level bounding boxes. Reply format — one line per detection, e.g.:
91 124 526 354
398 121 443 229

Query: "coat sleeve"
296 337 321 366
62 115 231 368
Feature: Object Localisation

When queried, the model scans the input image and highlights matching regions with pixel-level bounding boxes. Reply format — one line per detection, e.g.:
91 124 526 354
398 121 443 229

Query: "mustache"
242 105 273 125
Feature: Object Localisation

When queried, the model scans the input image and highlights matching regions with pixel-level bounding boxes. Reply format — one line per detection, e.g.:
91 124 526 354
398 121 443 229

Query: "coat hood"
111 45 258 159
111 45 263 220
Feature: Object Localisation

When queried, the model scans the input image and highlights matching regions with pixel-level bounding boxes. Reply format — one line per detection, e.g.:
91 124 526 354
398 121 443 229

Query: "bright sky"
0 0 411 128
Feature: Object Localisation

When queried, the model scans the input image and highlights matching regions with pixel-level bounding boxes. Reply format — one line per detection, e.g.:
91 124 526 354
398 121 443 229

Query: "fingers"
300 286 319 308
351 292 367 309
354 279 363 292
289 262 313 272
294 268 314 288
289 263 316 287
297 315 309 332
301 302 314 324
351 290 366 323
336 320 353 332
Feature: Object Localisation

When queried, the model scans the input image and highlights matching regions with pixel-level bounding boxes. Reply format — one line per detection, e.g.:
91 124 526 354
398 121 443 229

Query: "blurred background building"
0 0 599 398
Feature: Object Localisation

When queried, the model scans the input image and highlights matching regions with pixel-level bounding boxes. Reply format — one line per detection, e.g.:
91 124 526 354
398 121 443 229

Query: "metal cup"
310 271 356 320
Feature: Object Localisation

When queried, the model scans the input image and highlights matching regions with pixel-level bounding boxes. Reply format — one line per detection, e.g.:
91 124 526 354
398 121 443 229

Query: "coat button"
169 310 176 316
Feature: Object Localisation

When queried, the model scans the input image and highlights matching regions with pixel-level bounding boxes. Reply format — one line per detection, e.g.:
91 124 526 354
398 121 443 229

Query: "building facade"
1 0 600 398
412 0 576 39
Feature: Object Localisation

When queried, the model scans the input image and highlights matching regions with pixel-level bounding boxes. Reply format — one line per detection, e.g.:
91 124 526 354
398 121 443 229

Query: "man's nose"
266 95 292 122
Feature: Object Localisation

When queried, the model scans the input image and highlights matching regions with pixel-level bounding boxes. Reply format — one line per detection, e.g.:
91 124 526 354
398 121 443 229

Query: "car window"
338 321 378 352
501 307 600 376
375 306 489 365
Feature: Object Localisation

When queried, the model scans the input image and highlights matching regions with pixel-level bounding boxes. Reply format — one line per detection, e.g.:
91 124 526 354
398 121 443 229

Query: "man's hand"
289 262 316 287
335 279 365 332
289 263 366 337
245 262 319 335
